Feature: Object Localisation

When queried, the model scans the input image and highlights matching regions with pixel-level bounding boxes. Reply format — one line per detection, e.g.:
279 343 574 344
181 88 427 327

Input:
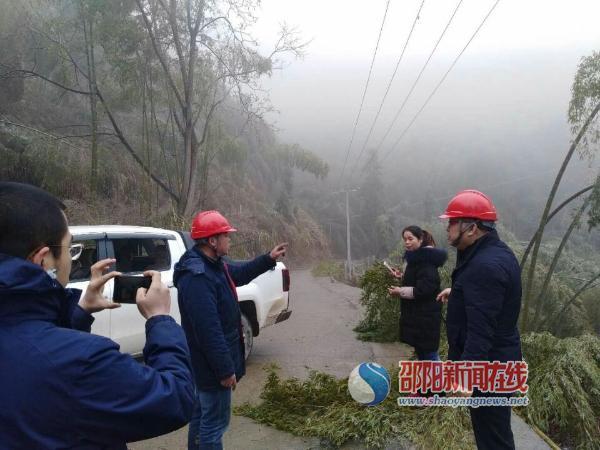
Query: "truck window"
69 240 99 282
112 238 171 273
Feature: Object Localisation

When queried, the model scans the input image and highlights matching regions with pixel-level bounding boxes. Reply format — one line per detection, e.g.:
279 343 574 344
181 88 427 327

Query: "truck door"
68 234 111 338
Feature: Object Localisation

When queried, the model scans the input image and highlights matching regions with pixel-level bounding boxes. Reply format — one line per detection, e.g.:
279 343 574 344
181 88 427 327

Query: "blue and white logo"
347 362 391 406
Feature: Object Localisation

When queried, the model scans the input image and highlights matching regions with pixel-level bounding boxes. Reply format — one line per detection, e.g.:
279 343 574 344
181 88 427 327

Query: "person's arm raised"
227 243 288 286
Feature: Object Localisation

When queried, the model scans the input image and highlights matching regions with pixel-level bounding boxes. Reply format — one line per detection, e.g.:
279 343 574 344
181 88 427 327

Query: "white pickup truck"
67 225 291 359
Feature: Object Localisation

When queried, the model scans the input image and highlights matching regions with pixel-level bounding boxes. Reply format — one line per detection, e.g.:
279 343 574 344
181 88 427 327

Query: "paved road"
130 269 550 450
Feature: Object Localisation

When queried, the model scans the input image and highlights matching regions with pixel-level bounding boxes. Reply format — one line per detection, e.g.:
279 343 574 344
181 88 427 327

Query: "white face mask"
46 268 57 280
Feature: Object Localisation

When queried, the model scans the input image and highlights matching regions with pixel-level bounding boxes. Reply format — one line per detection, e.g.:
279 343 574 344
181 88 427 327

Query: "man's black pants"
469 404 515 450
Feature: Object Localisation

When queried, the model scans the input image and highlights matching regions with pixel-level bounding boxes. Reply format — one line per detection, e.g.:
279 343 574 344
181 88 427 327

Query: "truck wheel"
241 313 253 360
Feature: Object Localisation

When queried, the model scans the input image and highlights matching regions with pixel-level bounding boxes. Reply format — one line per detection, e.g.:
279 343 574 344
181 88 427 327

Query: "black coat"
447 230 522 362
399 247 447 352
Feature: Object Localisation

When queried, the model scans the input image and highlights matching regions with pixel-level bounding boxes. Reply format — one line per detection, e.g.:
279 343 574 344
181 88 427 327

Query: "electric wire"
337 0 392 188
371 0 463 157
346 0 426 182
376 0 501 168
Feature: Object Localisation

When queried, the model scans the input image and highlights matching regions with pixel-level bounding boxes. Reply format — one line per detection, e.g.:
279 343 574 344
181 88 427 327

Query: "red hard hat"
190 210 237 239
439 190 498 221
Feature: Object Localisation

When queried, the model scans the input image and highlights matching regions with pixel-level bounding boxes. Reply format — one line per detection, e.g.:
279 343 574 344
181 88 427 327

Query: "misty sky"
250 0 600 184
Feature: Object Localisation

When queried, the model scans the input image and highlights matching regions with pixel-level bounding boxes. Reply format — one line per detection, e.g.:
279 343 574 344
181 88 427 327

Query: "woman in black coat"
388 226 447 360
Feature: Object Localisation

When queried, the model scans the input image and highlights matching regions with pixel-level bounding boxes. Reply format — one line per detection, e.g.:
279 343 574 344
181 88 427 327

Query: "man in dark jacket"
437 190 522 450
0 182 195 449
174 210 287 450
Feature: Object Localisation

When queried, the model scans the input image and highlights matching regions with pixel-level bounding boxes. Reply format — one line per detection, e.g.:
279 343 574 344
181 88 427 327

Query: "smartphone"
113 275 152 304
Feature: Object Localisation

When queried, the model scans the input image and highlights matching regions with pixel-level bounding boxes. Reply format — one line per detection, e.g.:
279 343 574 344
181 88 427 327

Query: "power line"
376 0 501 167
347 0 426 181
371 0 463 155
337 0 391 188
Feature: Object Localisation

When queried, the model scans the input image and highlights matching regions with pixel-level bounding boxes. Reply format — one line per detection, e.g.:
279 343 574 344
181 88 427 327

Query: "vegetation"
521 51 600 333
1 3 598 447
344 262 598 448
311 260 345 281
353 262 452 343
519 333 600 449
236 333 600 449
353 262 400 342
236 366 475 449
0 0 307 216
0 0 332 260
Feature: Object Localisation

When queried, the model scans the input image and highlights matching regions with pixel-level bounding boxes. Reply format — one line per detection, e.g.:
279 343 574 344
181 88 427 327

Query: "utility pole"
332 188 359 280
345 189 352 280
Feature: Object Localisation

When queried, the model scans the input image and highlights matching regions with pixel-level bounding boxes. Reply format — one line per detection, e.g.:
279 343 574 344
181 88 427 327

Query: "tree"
374 214 394 258
0 1 25 108
80 1 101 191
0 0 305 218
521 51 600 332
355 151 386 257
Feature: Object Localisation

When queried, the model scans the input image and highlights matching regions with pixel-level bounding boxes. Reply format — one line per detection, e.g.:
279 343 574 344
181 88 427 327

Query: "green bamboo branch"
530 196 591 329
521 101 600 331
519 184 595 268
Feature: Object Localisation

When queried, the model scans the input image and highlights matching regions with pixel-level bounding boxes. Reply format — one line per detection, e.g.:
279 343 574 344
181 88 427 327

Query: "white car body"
67 225 291 357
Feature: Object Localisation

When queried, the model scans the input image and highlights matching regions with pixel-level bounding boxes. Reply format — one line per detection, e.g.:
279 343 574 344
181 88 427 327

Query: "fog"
245 0 600 246
264 49 581 166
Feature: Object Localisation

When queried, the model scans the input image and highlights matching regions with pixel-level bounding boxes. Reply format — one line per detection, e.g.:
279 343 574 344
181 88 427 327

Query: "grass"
311 260 345 281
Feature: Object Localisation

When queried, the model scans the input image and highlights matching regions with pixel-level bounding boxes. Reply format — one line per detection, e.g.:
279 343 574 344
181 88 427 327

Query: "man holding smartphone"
174 210 287 450
0 182 195 449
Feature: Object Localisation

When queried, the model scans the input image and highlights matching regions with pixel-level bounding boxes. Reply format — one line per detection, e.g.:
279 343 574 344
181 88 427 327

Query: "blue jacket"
447 230 522 362
174 247 275 391
0 254 195 450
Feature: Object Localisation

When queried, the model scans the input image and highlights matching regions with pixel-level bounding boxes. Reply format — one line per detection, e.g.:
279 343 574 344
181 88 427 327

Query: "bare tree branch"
95 89 179 202
135 0 185 111
0 66 92 95
52 132 117 140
